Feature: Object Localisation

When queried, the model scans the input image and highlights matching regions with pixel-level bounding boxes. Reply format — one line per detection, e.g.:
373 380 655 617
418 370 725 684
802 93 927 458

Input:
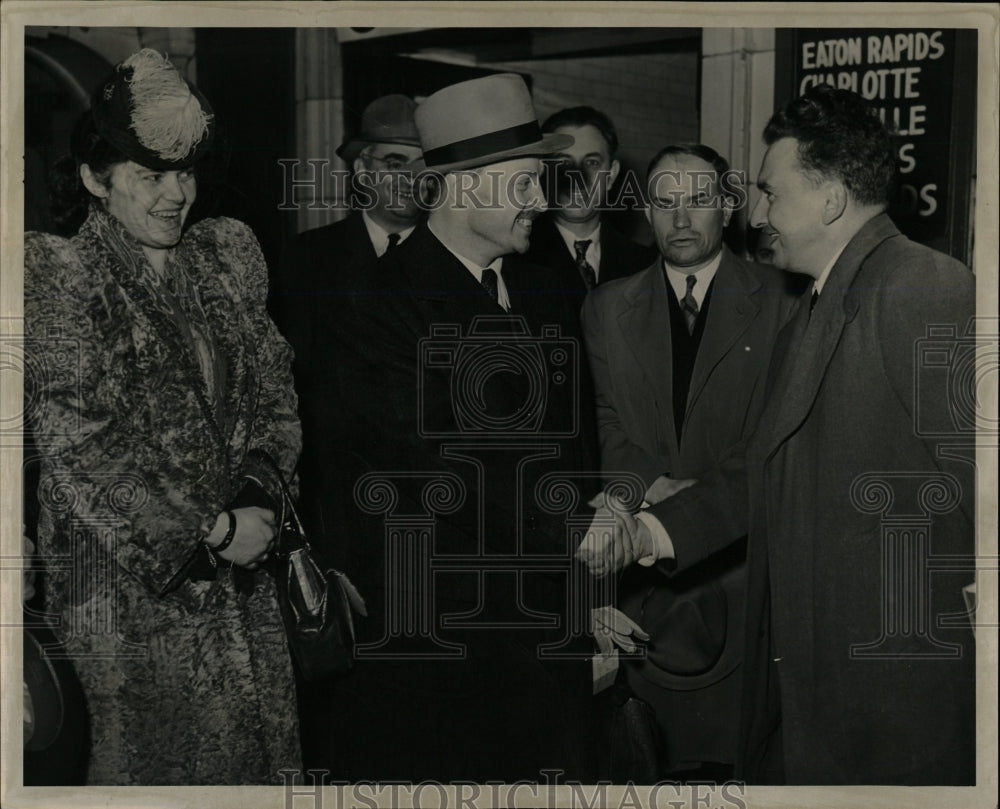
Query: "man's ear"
80 164 109 199
821 179 848 225
608 159 621 187
643 201 652 227
353 156 368 175
721 193 734 227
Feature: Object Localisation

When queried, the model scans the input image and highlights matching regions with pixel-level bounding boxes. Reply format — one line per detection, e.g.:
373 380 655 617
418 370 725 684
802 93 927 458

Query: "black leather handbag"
260 452 367 682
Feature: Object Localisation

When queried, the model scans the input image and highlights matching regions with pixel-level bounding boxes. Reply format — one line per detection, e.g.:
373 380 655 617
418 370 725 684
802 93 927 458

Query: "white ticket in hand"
592 650 619 695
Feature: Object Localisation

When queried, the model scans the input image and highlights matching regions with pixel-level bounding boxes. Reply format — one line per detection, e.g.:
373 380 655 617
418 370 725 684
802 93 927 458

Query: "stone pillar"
700 29 776 236
293 29 348 233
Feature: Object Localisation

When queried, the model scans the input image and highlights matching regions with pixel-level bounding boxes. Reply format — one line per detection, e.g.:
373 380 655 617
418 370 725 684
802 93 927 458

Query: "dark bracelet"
210 510 237 554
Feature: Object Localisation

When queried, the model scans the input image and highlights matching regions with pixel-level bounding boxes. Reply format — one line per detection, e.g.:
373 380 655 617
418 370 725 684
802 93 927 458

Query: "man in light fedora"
312 73 605 783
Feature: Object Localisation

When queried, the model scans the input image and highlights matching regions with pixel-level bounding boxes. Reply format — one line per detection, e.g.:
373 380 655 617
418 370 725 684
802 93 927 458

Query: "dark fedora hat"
336 94 422 163
413 74 573 174
619 573 739 692
92 49 214 171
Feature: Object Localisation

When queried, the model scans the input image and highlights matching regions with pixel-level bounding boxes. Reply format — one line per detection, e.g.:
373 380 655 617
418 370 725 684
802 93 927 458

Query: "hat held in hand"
337 94 421 163
414 73 573 173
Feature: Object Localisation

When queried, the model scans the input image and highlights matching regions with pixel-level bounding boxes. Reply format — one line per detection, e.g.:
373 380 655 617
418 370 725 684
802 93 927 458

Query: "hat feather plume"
123 49 212 162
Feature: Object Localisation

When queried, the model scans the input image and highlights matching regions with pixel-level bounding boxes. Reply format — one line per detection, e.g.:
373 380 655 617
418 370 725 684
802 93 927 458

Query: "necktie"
385 232 401 253
480 268 499 304
574 239 597 290
681 274 699 334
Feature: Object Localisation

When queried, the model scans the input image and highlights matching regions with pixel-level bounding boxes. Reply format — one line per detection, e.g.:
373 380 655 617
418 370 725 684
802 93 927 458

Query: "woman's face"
100 161 197 251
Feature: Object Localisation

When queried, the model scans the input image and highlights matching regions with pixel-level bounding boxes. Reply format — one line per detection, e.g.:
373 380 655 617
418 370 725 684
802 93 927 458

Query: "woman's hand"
204 507 276 569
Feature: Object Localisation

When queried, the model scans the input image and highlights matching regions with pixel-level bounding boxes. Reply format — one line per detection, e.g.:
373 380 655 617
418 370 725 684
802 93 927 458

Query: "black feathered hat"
91 49 214 171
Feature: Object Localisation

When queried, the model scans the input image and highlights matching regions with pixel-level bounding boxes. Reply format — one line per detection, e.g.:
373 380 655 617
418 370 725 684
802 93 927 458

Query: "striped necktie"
573 239 597 290
681 274 699 334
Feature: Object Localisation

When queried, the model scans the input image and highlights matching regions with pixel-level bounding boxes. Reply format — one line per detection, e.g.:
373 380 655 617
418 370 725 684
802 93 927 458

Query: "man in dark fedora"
272 93 423 554
312 73 609 783
273 96 424 770
274 94 424 383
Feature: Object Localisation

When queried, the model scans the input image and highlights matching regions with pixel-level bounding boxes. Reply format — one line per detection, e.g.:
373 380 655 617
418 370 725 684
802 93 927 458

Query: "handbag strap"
251 450 310 555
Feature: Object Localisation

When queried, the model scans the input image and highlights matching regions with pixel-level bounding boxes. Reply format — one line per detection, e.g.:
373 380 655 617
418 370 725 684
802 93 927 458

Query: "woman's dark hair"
48 111 129 236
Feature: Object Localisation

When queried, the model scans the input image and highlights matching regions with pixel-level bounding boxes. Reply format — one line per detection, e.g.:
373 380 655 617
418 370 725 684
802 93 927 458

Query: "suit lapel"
764 214 899 458
685 250 759 421
617 261 679 458
347 210 379 266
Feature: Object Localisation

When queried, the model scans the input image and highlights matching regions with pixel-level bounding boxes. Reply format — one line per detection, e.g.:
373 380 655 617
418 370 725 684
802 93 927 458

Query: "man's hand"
575 493 653 577
644 475 697 506
591 605 650 656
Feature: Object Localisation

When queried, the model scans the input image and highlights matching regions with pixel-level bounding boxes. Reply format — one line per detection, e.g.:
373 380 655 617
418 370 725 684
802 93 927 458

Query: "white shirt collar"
427 222 511 311
361 210 416 258
554 220 602 279
811 241 852 297
663 249 723 309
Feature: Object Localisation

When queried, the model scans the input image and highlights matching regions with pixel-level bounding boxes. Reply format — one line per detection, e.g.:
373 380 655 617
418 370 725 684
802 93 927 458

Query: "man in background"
274 94 424 383
582 144 797 780
526 106 654 307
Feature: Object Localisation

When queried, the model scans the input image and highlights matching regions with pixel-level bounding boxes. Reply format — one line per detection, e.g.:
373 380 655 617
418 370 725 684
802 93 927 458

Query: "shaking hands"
574 476 696 577
575 492 652 577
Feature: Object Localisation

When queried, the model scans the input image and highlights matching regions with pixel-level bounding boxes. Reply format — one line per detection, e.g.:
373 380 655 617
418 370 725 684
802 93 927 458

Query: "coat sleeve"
873 243 976 527
24 232 208 598
643 439 750 574
580 288 664 490
212 218 302 496
272 231 315 382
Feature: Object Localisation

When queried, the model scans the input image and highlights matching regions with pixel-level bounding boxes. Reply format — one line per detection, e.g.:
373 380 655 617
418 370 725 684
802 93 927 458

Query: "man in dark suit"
525 106 654 306
581 144 798 780
311 74 607 783
273 94 424 384
580 86 976 785
273 94 423 531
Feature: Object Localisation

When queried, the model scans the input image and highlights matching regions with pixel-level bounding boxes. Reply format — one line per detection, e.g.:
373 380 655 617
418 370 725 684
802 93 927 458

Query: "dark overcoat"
306 224 599 782
650 214 976 784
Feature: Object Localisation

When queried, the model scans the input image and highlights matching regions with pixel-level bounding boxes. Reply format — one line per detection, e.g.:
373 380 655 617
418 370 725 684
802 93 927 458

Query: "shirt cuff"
635 510 675 566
